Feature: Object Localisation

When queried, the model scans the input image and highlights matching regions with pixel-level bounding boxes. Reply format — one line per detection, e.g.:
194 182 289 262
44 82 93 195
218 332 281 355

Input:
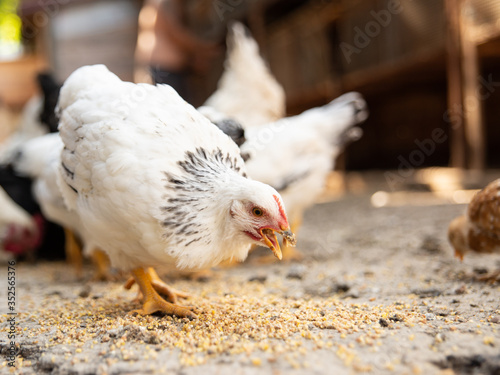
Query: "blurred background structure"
1 0 500 173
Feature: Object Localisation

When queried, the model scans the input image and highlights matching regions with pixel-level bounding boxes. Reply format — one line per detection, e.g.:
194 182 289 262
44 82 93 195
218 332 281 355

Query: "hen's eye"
252 207 263 217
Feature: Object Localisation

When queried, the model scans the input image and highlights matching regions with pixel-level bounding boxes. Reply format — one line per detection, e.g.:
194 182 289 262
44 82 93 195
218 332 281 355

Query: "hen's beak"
260 227 296 260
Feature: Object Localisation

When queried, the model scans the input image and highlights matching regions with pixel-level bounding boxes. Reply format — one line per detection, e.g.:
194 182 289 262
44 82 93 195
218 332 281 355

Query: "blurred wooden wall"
183 0 500 171
3 0 500 171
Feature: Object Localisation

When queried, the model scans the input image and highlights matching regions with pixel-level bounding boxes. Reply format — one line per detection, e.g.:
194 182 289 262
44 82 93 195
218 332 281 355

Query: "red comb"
273 195 288 226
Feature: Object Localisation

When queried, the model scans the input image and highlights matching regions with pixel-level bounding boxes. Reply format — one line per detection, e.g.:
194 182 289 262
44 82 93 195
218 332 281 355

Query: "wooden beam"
445 0 466 169
342 47 444 94
248 1 267 53
460 0 485 170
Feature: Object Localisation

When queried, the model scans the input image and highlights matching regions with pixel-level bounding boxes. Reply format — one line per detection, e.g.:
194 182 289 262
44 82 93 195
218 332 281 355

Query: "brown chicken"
448 179 500 282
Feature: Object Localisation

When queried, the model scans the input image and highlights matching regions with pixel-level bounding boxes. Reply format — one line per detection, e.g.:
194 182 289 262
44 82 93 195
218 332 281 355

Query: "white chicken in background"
56 65 295 318
0 186 42 261
239 92 368 259
202 23 368 260
12 133 111 280
203 22 286 128
243 92 367 212
0 73 61 165
0 97 44 165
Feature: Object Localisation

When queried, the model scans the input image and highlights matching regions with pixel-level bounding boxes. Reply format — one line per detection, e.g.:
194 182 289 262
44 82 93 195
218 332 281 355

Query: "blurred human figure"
135 0 219 103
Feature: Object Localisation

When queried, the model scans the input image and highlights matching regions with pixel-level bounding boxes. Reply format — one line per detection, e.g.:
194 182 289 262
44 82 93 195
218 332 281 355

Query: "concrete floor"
1 190 499 375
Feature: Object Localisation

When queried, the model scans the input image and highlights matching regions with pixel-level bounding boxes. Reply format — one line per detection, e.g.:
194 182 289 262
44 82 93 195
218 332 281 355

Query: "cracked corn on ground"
1 196 500 375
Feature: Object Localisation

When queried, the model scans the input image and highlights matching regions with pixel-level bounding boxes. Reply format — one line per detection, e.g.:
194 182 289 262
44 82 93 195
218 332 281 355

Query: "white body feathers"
13 133 96 256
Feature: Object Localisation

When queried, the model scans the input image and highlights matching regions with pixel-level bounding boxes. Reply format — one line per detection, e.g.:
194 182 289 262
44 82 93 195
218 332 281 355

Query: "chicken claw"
125 267 191 304
129 267 197 319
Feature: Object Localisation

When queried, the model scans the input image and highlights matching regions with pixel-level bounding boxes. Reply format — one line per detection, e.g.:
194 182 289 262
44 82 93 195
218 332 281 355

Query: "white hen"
56 65 295 318
240 92 368 253
203 22 286 128
0 73 61 165
12 134 68 230
0 97 45 165
12 132 110 279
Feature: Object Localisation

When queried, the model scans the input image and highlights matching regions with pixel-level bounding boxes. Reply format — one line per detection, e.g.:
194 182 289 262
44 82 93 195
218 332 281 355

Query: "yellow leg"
64 228 83 279
129 267 196 319
125 268 191 303
147 267 191 303
90 248 114 281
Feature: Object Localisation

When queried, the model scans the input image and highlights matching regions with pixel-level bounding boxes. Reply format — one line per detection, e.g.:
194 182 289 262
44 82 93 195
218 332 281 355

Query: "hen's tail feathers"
326 92 369 123
322 92 368 147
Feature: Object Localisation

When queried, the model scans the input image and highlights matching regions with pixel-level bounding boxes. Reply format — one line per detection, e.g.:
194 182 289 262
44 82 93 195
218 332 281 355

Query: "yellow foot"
124 268 191 303
90 248 118 281
148 268 191 303
64 228 83 280
129 267 197 319
129 294 197 319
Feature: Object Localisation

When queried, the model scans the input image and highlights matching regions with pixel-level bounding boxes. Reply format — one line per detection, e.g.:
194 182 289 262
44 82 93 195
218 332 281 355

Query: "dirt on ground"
1 185 500 375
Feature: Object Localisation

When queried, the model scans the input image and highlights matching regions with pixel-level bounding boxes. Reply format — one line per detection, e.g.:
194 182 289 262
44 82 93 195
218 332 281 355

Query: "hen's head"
448 215 468 260
229 181 296 260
